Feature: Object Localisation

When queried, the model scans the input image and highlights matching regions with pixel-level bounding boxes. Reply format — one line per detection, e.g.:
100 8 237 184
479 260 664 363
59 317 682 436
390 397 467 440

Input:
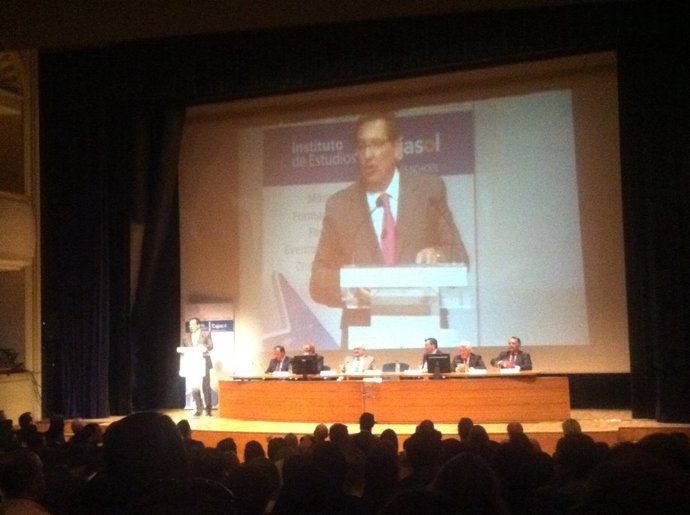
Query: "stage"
67 408 690 457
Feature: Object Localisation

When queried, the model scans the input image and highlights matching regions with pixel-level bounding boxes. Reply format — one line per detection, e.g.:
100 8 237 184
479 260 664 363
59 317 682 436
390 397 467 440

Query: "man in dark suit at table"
490 336 532 371
421 337 441 371
309 111 469 330
265 344 292 373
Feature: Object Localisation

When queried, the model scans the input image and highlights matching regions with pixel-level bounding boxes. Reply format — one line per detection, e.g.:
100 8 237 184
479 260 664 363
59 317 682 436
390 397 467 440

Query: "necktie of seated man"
378 193 396 265
354 356 360 373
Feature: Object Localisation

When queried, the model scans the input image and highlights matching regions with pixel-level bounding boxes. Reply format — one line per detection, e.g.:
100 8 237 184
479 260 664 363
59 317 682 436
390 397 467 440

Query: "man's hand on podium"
416 247 442 264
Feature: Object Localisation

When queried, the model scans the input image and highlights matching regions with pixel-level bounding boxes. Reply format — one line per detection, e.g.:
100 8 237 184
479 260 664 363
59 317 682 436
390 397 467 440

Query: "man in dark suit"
452 342 486 371
265 344 291 373
181 317 214 416
421 336 441 371
309 111 469 327
491 336 532 371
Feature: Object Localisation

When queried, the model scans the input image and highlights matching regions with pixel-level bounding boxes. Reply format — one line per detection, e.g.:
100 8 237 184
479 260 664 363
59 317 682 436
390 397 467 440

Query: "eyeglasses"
356 138 390 155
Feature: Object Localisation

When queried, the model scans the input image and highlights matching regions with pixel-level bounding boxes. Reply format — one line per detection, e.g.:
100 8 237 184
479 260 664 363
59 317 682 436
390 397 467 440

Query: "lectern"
177 346 206 386
340 263 468 314
339 264 469 348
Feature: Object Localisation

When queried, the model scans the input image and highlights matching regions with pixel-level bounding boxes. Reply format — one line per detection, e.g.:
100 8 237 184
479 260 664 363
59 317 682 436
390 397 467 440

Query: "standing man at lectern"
309 111 469 322
182 317 214 416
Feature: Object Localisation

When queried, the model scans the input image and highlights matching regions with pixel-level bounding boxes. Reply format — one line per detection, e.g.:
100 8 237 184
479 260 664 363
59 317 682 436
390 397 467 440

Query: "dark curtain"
40 52 183 416
39 2 690 420
129 108 184 411
618 30 690 422
40 80 130 418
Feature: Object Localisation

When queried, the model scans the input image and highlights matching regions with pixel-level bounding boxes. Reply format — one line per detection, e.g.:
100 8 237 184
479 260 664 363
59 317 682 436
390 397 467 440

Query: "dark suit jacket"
310 171 469 309
492 350 532 371
421 349 442 369
265 356 292 374
451 352 486 369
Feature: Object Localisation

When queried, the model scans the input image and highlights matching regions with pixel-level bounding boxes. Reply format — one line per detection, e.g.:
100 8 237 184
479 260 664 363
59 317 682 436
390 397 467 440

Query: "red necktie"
379 193 396 265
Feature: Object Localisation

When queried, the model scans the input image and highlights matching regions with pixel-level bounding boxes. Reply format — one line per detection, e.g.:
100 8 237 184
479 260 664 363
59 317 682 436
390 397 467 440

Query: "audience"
0 448 50 514
177 418 205 456
3 408 690 515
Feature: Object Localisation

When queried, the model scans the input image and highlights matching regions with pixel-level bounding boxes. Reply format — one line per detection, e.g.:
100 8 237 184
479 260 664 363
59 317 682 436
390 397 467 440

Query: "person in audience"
313 423 329 444
421 337 441 371
561 417 582 436
351 412 380 455
181 317 214 416
451 342 486 371
73 411 190 513
362 439 400 513
343 345 375 373
575 443 690 513
534 431 601 514
69 418 85 440
283 432 299 452
380 428 399 454
430 452 510 514
491 336 533 370
216 436 238 456
491 429 554 514
216 437 241 471
328 423 351 451
243 440 266 463
0 415 17 451
636 431 690 472
397 427 443 493
16 411 37 447
467 424 499 461
43 414 66 447
0 448 50 514
298 434 316 454
267 437 287 463
265 345 291 373
416 419 443 441
457 416 474 442
177 419 205 456
272 442 366 514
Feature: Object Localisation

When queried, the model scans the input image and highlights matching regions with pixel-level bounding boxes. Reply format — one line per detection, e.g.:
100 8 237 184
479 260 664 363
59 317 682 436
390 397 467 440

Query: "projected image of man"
309 111 469 313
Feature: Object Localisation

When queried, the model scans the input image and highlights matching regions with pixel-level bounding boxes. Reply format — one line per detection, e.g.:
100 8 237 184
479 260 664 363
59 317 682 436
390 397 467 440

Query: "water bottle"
395 361 400 374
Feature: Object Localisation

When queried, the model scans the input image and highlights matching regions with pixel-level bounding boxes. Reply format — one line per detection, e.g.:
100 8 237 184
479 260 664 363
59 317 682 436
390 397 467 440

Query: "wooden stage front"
58 373 690 458
218 373 570 424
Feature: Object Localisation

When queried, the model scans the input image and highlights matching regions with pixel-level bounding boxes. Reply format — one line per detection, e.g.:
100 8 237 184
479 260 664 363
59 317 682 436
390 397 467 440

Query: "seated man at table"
451 342 486 371
343 345 375 374
421 337 441 371
298 342 326 372
265 344 291 373
490 336 532 371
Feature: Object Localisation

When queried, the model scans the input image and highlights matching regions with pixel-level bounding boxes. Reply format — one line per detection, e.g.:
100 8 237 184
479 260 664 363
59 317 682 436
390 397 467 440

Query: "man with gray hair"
451 342 486 371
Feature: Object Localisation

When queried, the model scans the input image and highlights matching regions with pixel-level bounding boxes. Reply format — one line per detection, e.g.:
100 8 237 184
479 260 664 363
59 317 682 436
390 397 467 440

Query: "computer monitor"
291 354 321 376
426 353 451 374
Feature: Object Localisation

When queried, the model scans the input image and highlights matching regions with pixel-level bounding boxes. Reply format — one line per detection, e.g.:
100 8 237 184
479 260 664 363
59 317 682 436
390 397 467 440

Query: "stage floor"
74 409 690 456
